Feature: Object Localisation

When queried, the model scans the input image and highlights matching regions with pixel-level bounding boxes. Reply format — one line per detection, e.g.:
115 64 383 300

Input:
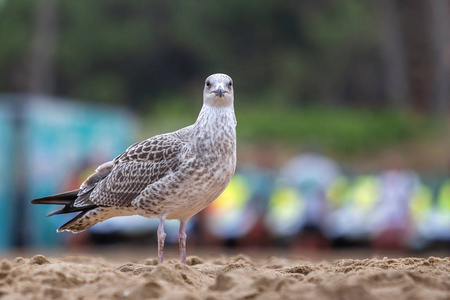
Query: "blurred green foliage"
0 0 377 109
237 106 431 154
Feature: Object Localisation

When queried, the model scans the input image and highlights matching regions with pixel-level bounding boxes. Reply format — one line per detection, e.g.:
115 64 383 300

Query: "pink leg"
157 215 167 264
179 220 187 264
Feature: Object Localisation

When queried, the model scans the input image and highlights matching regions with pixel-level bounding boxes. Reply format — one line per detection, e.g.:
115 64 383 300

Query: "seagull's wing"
75 132 187 208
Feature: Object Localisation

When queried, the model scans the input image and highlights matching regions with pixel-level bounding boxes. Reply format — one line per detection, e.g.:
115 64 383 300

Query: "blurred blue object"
0 94 138 248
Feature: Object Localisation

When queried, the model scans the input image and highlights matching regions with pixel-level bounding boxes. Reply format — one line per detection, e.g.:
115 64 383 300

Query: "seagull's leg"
157 214 167 264
178 220 187 264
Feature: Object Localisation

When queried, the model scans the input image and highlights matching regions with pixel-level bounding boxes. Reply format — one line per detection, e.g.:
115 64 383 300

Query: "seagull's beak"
214 87 224 97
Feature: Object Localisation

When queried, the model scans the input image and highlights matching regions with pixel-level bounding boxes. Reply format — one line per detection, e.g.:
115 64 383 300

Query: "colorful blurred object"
204 174 258 239
265 183 304 237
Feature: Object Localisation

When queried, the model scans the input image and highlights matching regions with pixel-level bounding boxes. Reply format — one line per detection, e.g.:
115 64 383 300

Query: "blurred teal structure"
0 102 15 249
0 94 137 249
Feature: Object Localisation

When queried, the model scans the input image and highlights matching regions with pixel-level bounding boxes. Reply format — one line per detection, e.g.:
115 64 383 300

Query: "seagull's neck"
190 103 236 154
194 103 236 129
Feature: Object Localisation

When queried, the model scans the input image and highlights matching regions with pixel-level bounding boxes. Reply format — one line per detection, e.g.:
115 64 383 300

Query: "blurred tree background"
0 0 449 166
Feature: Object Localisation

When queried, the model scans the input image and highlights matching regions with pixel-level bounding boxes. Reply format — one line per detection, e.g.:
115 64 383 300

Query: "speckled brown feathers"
87 134 186 208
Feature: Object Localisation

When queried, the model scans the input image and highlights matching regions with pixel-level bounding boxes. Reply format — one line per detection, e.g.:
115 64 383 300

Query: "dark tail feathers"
30 189 98 217
30 189 80 205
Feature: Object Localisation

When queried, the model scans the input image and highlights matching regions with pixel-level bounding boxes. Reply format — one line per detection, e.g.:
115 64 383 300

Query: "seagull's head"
203 73 234 107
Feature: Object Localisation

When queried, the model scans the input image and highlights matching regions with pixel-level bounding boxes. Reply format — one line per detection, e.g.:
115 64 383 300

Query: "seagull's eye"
228 81 232 88
206 81 211 88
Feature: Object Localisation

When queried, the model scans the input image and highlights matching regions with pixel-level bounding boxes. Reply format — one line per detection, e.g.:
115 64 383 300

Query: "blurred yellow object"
409 184 433 223
264 185 304 236
437 180 450 212
352 176 379 209
209 174 250 212
327 176 351 208
268 187 304 221
204 174 257 239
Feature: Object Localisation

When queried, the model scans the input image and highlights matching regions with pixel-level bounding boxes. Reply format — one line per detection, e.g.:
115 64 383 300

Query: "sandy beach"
0 252 449 299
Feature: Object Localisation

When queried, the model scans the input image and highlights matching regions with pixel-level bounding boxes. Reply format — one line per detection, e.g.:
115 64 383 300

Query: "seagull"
31 73 237 264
